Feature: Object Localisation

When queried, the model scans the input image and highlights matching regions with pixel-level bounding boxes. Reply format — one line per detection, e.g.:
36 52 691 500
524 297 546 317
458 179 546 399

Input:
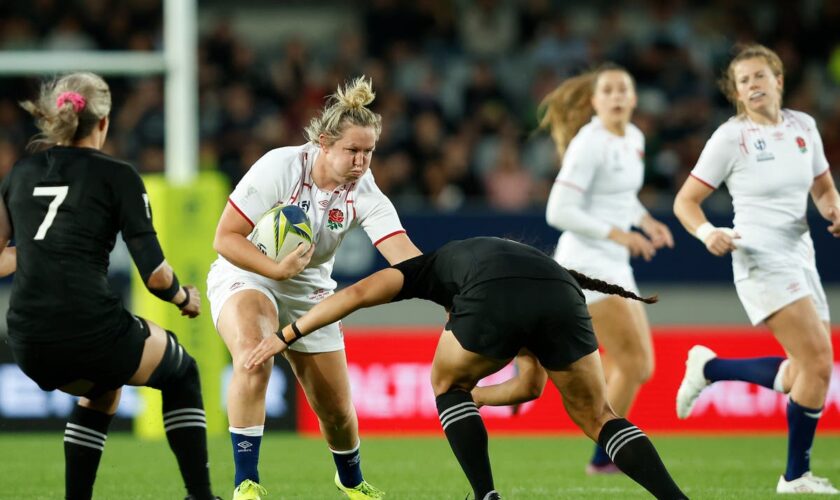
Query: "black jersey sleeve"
113 166 165 281
390 253 430 302
113 165 156 239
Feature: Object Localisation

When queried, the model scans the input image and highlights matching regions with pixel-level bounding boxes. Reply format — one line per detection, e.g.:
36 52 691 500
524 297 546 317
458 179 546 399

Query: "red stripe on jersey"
228 199 255 227
689 173 716 190
554 180 585 193
374 230 406 247
738 131 748 155
814 168 830 180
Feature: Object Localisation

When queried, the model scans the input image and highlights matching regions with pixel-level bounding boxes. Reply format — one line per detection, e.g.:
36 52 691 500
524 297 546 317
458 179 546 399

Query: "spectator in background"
482 137 534 211
673 44 840 494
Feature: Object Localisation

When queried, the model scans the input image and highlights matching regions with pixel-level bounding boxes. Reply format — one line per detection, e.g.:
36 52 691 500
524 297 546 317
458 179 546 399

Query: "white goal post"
0 0 198 186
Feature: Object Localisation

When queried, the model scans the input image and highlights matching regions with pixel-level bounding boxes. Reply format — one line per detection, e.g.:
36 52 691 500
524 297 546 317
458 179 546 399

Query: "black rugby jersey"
391 237 575 308
1 146 157 342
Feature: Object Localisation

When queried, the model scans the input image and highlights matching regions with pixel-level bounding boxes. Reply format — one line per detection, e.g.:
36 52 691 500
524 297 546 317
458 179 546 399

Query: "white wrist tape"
694 222 716 243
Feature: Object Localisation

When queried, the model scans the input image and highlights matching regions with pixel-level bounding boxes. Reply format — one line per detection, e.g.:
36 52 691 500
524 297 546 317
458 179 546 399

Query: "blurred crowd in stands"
1 0 840 213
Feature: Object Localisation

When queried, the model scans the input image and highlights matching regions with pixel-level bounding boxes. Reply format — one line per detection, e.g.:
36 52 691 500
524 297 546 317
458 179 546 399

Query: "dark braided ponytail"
567 269 658 304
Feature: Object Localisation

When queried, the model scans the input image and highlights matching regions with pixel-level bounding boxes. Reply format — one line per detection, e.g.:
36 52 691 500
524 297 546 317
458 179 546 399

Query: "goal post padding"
131 171 230 438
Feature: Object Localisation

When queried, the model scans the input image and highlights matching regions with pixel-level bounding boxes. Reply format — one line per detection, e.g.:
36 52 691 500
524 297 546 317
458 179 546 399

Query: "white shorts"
206 262 344 353
734 264 830 326
565 262 639 306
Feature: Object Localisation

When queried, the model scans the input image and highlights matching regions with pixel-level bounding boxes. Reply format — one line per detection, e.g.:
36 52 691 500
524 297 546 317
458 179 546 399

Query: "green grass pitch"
2 433 839 499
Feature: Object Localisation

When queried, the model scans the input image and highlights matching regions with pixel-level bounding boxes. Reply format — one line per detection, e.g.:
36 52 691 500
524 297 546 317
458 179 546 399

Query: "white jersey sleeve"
629 197 648 227
228 147 300 226
691 124 740 188
353 174 406 246
545 130 612 238
802 113 830 178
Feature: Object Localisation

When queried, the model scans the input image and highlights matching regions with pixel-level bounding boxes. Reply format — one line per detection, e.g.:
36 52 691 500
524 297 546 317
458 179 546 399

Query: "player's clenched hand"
703 229 739 256
180 284 201 318
640 217 675 249
275 243 315 281
244 335 286 370
826 206 840 237
610 229 656 261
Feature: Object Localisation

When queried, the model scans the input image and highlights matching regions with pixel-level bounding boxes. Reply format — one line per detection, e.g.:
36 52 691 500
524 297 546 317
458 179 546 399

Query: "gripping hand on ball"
275 242 314 280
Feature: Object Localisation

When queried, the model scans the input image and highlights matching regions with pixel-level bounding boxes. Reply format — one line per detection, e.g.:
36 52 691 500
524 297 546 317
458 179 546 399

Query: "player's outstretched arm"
244 268 405 369
471 349 547 409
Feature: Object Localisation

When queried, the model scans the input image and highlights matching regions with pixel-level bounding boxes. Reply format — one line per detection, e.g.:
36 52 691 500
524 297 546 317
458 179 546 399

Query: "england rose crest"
796 136 807 153
327 208 344 230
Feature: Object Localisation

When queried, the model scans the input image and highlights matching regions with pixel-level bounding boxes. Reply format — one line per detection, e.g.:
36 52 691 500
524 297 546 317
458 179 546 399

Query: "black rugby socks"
597 418 688 499
64 404 113 500
436 389 495 499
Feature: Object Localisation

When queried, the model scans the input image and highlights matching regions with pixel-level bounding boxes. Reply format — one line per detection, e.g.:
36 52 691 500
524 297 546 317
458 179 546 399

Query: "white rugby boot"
777 472 839 494
675 345 717 419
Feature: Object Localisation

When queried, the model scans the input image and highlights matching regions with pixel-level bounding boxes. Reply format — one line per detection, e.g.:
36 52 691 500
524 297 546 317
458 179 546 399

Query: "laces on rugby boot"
334 472 385 499
232 479 267 500
777 472 839 494
676 345 716 419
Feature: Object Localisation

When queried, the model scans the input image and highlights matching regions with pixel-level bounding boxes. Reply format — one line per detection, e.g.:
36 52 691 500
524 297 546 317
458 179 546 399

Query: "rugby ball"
250 204 313 262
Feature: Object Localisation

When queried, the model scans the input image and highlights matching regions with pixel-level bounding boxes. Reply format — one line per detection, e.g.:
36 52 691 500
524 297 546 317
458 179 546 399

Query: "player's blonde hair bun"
304 75 382 145
336 76 375 110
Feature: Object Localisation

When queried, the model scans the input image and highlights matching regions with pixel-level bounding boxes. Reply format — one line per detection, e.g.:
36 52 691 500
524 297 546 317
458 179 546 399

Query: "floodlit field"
2 433 840 499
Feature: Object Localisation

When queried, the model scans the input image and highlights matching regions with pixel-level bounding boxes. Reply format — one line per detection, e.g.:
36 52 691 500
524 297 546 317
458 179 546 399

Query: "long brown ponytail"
538 62 634 160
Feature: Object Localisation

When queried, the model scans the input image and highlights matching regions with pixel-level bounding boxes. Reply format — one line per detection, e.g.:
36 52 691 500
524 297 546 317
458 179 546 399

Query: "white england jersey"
551 117 647 270
691 109 829 278
212 143 405 302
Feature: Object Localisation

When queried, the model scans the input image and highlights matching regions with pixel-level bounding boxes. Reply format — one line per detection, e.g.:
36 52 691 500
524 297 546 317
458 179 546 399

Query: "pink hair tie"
56 91 86 113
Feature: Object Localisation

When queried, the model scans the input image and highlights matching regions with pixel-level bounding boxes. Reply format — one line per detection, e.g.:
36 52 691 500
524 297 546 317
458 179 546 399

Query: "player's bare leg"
548 351 687 499
286 349 383 498
431 330 509 500
217 290 278 496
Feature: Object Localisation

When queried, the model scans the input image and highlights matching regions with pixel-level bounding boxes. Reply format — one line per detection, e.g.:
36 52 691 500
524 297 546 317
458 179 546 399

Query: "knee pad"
146 330 200 391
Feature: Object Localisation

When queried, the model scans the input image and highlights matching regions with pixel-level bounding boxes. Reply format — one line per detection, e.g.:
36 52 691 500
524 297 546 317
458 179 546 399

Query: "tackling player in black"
0 72 220 500
244 237 688 500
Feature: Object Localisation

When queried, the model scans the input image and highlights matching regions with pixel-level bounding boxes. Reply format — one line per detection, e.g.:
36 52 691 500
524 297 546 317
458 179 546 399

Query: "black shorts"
446 277 598 370
8 311 151 397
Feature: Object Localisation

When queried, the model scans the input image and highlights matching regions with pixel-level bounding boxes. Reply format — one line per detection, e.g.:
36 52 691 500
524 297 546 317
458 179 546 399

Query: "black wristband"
150 273 180 302
176 287 190 309
290 321 304 341
276 327 296 346
277 321 304 347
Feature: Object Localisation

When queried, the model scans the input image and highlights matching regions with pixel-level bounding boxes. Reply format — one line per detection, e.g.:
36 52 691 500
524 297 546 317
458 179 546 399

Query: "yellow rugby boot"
232 479 267 500
334 472 385 499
